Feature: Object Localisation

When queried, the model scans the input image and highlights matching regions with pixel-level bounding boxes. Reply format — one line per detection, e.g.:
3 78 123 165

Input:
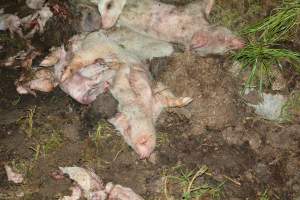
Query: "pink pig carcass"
98 0 244 55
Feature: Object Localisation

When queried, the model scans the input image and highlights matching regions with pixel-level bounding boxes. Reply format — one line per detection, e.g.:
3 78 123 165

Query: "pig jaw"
98 0 127 29
134 133 156 159
190 27 245 55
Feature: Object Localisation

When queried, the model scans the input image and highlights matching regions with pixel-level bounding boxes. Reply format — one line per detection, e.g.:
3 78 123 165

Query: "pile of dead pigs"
1 0 245 199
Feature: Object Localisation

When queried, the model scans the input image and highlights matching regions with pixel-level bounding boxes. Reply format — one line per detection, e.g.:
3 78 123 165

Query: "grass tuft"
280 91 300 121
233 42 300 92
164 165 224 200
259 190 270 200
43 130 63 155
233 0 300 92
25 106 36 137
242 0 300 43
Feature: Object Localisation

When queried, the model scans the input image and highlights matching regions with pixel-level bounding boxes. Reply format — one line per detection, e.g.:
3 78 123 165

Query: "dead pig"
59 30 172 82
58 166 144 200
15 44 116 105
76 5 174 60
54 47 116 104
98 0 244 55
109 64 192 158
59 31 141 82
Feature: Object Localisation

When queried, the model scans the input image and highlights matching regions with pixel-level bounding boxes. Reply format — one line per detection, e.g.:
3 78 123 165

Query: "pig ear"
204 0 214 17
190 31 209 49
108 113 129 132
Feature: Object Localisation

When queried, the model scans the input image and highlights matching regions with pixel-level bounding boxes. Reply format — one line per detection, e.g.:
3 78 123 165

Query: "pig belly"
60 74 102 104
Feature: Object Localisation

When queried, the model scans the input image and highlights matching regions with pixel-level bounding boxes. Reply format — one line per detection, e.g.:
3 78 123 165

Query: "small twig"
164 177 172 200
113 148 123 161
186 165 208 194
223 175 241 186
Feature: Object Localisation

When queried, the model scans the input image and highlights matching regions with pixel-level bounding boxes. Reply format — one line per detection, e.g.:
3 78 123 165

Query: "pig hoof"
61 70 72 82
181 97 193 106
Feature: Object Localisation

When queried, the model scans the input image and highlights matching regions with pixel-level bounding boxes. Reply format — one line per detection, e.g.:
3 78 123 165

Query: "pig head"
190 26 245 56
108 112 156 159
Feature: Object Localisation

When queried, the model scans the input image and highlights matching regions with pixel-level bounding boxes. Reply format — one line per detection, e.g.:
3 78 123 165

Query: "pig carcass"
108 63 192 158
77 4 174 60
98 0 244 55
59 166 144 200
60 29 173 82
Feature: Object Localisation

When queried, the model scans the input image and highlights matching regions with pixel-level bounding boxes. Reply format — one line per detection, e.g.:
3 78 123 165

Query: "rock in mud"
89 92 118 119
247 92 287 121
4 165 24 184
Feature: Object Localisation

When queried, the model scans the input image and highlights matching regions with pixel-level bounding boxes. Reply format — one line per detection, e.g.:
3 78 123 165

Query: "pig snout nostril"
231 38 246 49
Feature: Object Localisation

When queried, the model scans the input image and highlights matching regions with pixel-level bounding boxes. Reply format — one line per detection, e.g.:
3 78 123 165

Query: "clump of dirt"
155 53 245 132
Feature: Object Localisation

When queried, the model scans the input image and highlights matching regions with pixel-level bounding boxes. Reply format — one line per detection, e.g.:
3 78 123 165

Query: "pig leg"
40 47 62 67
29 78 57 93
61 55 85 82
153 83 192 121
203 0 215 17
153 82 192 107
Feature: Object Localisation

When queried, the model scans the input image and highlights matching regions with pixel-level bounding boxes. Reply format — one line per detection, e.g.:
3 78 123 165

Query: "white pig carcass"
98 0 244 55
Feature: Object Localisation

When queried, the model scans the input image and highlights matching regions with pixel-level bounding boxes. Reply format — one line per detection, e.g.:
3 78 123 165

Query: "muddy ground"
0 0 300 199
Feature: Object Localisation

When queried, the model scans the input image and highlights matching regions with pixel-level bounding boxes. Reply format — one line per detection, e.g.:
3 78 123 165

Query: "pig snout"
190 28 245 54
134 134 156 159
228 37 245 49
101 15 117 29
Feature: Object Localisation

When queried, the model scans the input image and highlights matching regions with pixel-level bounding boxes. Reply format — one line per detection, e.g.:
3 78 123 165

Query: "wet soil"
0 0 300 200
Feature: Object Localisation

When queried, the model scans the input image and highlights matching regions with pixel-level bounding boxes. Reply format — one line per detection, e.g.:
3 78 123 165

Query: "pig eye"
106 1 113 10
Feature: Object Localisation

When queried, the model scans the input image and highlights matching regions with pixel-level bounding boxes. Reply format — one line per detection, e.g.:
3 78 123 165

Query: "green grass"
89 121 112 150
259 190 270 200
242 0 300 43
233 42 300 92
280 91 300 121
233 0 300 92
25 106 36 137
164 165 224 200
43 130 63 155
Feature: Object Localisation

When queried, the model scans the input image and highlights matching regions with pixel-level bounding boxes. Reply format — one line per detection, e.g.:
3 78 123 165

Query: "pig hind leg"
154 82 192 107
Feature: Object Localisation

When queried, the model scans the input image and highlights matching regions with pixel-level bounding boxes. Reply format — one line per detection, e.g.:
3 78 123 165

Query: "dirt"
1 0 300 200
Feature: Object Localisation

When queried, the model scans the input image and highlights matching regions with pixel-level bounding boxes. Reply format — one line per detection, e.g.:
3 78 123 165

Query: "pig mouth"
190 43 207 50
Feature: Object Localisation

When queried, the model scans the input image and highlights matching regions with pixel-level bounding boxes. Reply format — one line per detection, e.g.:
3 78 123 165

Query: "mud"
1 0 300 200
